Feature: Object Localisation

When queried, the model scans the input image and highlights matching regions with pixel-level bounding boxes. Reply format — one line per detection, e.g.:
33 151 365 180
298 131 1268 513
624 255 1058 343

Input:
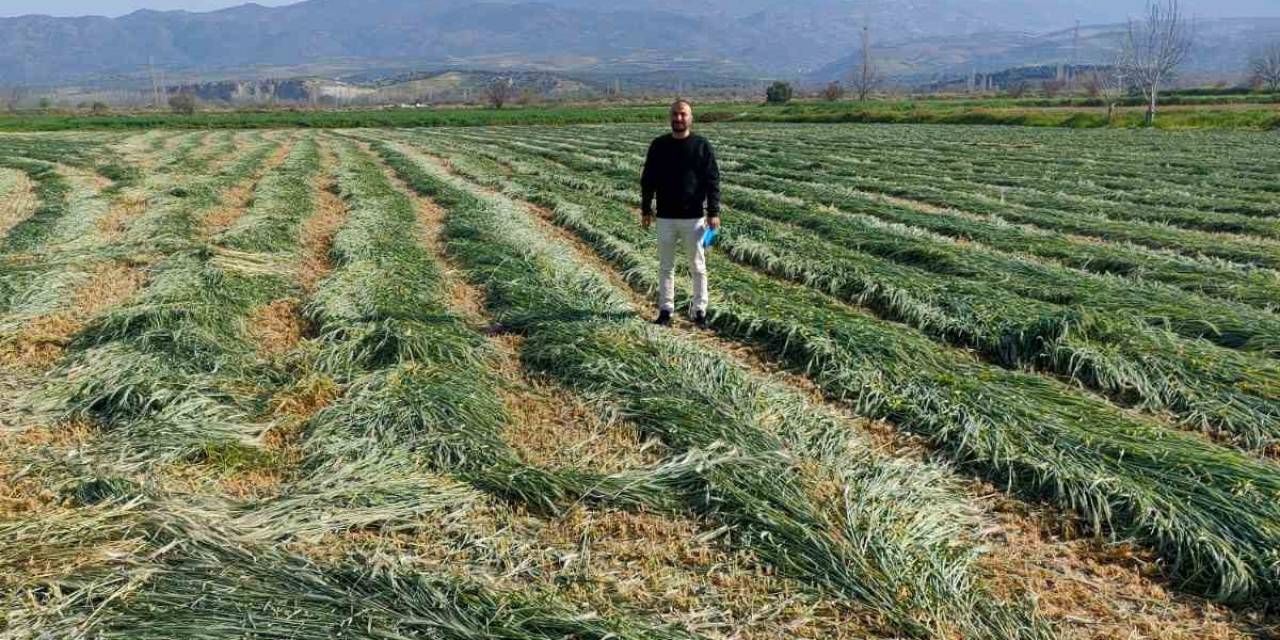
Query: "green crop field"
1 123 1276 639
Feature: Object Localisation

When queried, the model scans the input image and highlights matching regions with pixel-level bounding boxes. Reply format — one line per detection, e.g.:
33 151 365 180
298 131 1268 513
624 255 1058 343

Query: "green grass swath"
421 131 1280 449
375 138 1051 639
390 132 1280 604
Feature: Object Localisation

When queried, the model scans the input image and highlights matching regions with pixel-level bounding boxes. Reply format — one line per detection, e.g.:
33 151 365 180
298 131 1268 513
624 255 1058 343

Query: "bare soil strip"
246 298 307 361
414 144 1270 640
979 499 1268 640
297 142 347 293
95 189 149 242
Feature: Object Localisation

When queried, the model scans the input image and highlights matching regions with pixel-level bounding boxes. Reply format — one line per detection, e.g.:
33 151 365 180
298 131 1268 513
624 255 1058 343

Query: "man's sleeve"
641 140 657 216
704 141 721 217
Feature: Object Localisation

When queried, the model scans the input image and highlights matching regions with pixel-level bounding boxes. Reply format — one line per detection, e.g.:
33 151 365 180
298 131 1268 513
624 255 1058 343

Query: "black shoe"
693 310 707 328
654 310 672 326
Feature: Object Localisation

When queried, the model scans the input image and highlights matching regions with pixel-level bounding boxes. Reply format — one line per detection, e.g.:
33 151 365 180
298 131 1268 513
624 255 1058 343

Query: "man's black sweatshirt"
641 133 721 220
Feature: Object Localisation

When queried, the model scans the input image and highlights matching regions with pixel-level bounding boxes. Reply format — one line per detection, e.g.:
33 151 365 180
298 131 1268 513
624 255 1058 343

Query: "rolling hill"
1 0 1278 87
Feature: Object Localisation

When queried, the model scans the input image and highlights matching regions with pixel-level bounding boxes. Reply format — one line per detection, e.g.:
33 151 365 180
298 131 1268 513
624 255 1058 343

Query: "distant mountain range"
814 17 1280 83
2 0 1279 87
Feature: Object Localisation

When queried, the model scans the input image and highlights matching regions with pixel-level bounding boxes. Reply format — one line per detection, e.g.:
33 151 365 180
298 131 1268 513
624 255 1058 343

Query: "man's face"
670 103 692 133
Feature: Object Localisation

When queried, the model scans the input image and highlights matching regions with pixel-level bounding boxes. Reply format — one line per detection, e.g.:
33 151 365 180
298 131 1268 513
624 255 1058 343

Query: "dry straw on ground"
0 261 148 368
403 136 1274 640
0 170 38 238
200 140 295 239
297 145 347 292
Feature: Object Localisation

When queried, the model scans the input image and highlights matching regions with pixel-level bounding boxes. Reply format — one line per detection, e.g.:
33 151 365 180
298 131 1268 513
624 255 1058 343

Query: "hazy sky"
0 0 299 17
3 0 1278 19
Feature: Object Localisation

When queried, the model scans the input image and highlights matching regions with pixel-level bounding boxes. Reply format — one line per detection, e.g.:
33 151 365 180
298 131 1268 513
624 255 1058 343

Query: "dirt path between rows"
296 140 346 294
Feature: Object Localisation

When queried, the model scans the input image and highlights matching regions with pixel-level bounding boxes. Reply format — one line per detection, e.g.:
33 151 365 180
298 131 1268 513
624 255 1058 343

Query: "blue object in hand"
702 227 719 249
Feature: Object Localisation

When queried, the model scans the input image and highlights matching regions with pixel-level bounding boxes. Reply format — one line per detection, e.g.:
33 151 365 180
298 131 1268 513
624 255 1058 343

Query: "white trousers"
657 217 708 316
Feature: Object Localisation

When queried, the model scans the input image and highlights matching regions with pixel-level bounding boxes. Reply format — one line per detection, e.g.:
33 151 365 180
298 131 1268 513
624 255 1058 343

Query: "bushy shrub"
169 93 197 115
765 81 793 104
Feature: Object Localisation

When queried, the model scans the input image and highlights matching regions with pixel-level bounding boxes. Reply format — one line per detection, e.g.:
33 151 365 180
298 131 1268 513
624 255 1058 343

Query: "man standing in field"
641 99 721 328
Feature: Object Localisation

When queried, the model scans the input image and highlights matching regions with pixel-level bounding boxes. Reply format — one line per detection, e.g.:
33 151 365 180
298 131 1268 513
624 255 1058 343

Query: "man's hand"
641 212 653 230
707 215 721 231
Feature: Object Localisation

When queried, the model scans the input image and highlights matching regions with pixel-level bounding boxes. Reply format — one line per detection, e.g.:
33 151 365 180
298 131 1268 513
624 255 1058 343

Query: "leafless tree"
3 86 26 112
1006 80 1030 99
846 23 882 101
1088 67 1129 123
1042 78 1067 98
1083 72 1105 98
1249 44 1280 92
487 76 515 109
822 81 844 101
1119 0 1193 125
169 92 196 115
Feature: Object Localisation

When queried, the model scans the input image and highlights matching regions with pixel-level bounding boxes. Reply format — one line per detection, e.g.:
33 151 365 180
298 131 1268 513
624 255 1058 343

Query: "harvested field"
0 124 1276 640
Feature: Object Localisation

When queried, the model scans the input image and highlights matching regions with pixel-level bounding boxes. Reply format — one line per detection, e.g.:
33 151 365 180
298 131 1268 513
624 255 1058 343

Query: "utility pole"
1069 19 1080 94
148 56 161 108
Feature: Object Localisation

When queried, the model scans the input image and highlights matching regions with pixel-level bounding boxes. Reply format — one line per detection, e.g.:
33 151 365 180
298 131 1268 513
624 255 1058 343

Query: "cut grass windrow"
792 187 1280 313
371 138 1052 639
0 166 119 326
1 133 279 330
122 135 280 251
498 125 1280 312
0 133 253 377
0 157 71 257
217 137 321 255
1 131 455 624
29 137 310 466
284 141 914 640
555 123 1280 249
303 138 684 514
728 162 1280 281
446 129 1280 361
417 132 1280 450
0 132 122 168
0 168 36 240
388 133 1280 605
3 499 698 640
5 136 633 639
702 128 1280 240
